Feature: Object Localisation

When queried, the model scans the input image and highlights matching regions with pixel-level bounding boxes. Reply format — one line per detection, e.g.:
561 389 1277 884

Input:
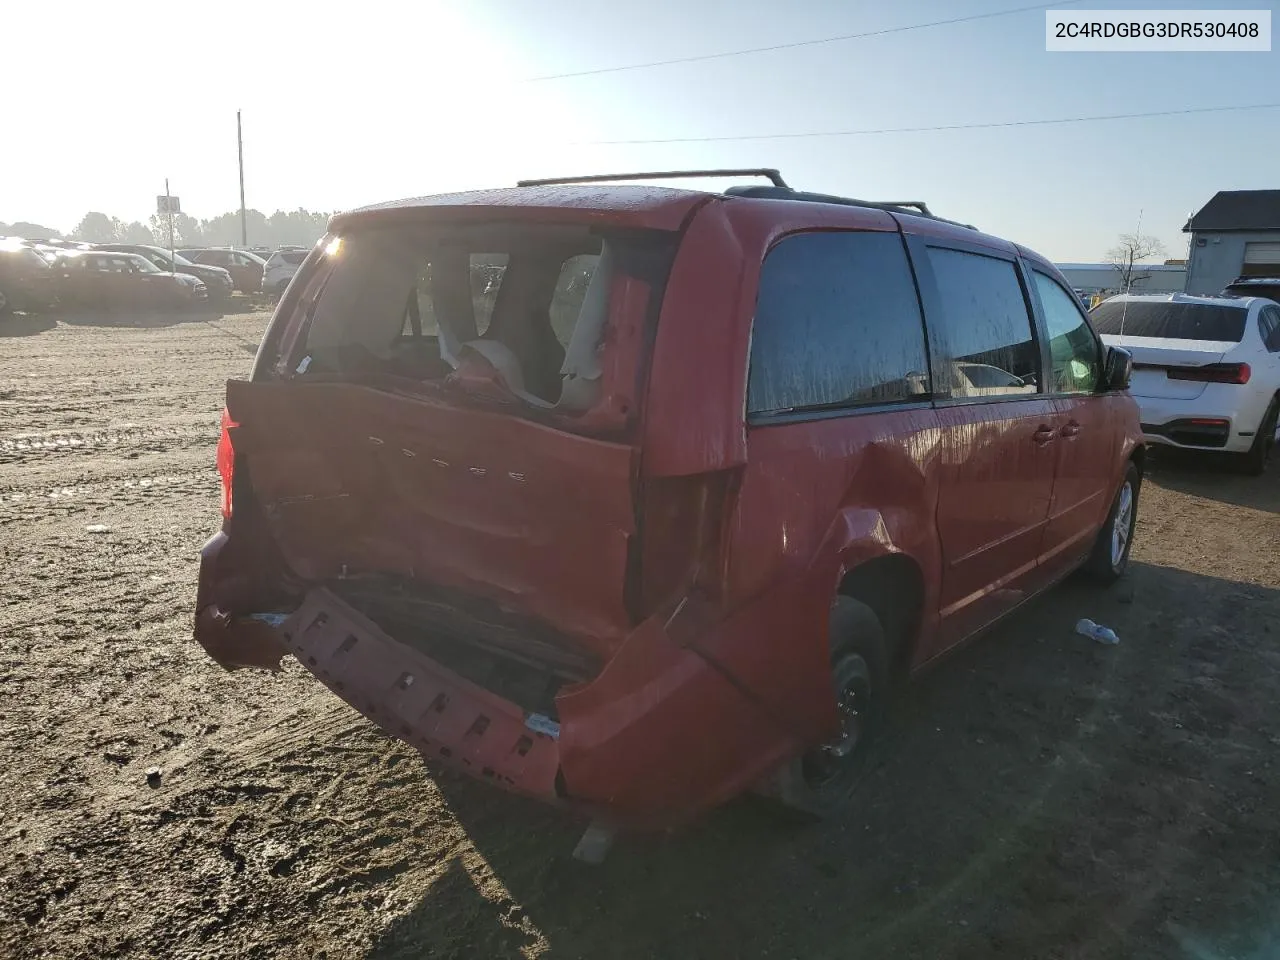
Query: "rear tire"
1085 462 1140 584
764 597 889 820
1237 398 1278 476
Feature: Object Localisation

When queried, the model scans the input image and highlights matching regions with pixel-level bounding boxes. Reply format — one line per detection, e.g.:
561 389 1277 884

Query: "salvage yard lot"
2 307 1279 960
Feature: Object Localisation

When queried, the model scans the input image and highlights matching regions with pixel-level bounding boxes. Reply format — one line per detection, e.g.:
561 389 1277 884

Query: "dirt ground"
2 304 1279 960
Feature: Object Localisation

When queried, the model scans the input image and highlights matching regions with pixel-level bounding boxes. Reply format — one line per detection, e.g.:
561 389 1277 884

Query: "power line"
574 102 1280 146
527 0 1085 81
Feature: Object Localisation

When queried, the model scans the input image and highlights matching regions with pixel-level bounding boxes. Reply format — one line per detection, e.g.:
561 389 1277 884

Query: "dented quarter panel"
703 408 944 745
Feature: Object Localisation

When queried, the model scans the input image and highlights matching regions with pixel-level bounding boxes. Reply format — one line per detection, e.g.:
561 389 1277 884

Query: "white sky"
5 0 1279 260
3 2 584 229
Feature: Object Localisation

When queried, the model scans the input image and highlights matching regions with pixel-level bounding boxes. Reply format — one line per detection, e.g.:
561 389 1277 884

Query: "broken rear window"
296 223 669 412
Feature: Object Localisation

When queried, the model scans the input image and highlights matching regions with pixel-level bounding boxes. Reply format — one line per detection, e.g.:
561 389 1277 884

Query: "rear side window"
1261 305 1280 351
281 251 308 265
1090 301 1247 342
926 247 1039 398
747 231 929 416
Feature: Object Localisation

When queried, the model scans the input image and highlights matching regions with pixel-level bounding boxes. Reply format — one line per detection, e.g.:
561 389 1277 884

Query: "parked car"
1223 275 1280 304
28 239 92 263
49 251 207 308
262 247 310 295
194 171 1142 838
1095 293 1280 473
181 248 266 293
94 244 234 300
0 238 57 314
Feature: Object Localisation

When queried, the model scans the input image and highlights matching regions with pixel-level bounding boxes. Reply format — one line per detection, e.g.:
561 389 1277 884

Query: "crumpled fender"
556 591 796 827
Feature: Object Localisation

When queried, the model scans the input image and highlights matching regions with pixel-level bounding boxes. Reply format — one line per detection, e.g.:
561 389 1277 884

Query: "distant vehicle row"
0 238 315 313
179 246 308 294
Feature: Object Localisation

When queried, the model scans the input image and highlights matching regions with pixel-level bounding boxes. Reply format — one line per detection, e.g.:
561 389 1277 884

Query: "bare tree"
1106 232 1167 292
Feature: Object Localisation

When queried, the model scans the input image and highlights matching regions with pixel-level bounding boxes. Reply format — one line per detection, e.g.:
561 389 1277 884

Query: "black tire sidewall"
1088 463 1140 582
1242 398 1279 474
770 597 889 820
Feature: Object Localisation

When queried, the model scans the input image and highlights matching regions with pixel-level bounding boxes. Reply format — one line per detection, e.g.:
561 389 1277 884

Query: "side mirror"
1102 346 1133 391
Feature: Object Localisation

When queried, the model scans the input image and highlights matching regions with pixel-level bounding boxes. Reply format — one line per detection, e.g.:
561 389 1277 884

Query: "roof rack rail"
517 168 789 189
722 185 976 230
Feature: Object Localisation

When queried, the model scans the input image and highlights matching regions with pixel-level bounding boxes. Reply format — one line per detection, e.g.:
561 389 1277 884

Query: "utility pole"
237 110 247 248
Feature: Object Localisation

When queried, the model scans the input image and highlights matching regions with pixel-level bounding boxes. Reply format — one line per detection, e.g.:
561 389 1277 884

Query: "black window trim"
749 398 936 428
905 235 1046 407
1023 263 1108 397
743 226 936 426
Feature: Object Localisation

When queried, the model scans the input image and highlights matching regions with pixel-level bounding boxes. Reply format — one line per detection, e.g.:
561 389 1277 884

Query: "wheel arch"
837 552 925 677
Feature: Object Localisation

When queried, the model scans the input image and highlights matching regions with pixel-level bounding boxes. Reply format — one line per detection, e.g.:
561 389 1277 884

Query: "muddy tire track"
0 425 215 462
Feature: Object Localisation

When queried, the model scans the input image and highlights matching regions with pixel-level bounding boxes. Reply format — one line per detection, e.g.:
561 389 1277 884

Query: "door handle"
1060 421 1080 438
1033 426 1057 445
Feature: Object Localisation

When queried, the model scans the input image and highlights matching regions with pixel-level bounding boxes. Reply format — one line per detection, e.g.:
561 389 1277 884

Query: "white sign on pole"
156 195 182 215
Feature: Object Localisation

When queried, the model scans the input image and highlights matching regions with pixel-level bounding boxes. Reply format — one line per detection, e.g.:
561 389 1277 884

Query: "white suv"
1095 293 1280 473
262 248 309 296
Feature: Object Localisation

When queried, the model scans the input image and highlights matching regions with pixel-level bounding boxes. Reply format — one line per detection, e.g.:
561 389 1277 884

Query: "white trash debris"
1076 618 1120 645
84 524 110 534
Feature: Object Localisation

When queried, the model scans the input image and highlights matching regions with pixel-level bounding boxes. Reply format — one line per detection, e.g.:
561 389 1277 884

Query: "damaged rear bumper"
193 579 801 826
279 588 564 801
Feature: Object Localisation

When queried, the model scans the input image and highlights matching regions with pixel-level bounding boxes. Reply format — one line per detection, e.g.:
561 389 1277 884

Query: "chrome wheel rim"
802 654 871 788
1111 480 1134 568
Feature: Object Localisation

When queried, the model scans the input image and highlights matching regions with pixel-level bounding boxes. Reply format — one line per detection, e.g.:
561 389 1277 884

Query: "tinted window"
1091 301 1246 342
1033 271 1099 394
1261 306 1280 351
747 231 929 416
281 251 308 265
927 247 1039 398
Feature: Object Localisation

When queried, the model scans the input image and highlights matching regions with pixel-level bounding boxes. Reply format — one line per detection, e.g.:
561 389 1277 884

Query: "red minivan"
195 170 1143 839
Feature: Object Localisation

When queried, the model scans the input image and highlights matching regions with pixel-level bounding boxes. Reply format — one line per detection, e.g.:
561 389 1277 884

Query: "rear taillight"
216 407 237 519
628 473 735 621
1167 362 1251 384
